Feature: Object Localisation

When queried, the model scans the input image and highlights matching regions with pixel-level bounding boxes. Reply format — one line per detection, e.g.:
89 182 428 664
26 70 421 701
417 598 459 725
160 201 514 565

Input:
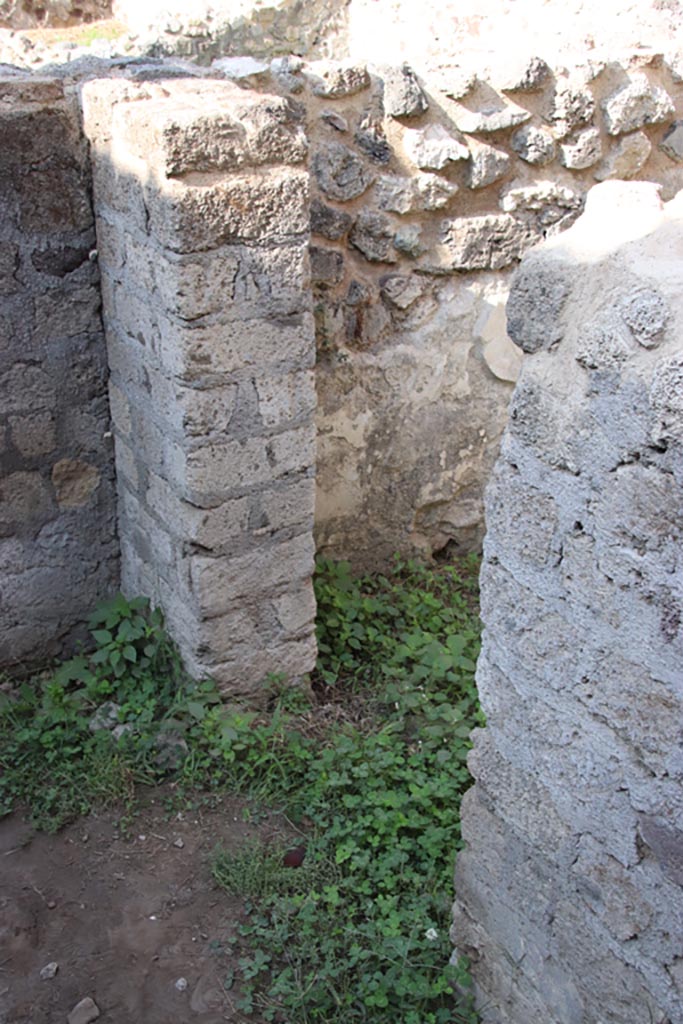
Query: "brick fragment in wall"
453 181 683 1024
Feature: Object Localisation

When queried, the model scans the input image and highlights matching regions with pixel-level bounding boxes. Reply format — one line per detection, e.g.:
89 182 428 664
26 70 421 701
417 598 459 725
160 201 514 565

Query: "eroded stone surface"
602 74 674 135
454 181 683 1024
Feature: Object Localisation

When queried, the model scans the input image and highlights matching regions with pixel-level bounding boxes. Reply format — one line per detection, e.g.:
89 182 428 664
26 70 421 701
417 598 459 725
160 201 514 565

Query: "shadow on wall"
0 75 119 674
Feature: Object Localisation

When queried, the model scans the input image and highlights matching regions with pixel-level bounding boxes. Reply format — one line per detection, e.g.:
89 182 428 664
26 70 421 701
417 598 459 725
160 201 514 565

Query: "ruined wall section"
0 73 118 671
81 77 317 697
452 181 683 1023
216 52 683 568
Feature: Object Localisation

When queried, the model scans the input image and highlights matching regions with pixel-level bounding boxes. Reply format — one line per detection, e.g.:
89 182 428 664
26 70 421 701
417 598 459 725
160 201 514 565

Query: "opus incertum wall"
452 182 683 1024
0 74 118 672
81 77 318 697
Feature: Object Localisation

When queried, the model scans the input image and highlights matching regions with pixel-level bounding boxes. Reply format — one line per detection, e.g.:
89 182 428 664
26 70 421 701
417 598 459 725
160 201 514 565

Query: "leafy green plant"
210 556 482 1023
1 558 482 1021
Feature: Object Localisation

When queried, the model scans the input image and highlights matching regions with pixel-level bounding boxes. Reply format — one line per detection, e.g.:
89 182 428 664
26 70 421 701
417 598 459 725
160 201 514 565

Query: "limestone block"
594 131 652 181
498 56 551 93
402 123 469 170
189 533 315 619
156 96 308 174
156 314 315 385
273 583 317 635
602 74 674 135
546 79 595 139
146 470 250 549
307 61 370 98
178 385 239 439
454 99 531 135
466 140 511 189
252 477 316 536
381 63 428 118
559 127 603 170
184 424 315 505
312 142 374 201
254 369 316 428
209 634 317 697
435 214 535 271
375 173 458 212
147 170 310 253
510 124 556 166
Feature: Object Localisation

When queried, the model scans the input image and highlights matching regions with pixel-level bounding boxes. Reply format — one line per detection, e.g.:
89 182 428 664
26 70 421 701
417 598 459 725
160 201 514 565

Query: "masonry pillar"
81 77 317 697
452 182 683 1023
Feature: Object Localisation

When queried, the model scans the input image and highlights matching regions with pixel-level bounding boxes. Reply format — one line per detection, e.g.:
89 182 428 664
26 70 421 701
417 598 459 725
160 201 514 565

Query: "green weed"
0 557 482 1021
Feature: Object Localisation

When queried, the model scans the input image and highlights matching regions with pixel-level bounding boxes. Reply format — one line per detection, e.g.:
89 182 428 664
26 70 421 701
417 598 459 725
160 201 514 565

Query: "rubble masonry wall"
0 74 118 671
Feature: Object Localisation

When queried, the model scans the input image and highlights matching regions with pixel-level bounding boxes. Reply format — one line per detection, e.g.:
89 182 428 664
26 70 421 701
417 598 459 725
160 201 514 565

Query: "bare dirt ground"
0 793 294 1023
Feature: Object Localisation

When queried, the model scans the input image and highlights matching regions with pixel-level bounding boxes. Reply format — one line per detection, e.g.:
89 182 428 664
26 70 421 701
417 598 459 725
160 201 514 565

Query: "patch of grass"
0 556 482 1021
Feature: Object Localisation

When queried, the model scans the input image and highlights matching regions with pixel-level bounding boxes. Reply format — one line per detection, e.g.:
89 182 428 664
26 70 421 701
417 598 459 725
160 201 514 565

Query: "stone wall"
211 52 683 566
81 75 317 697
0 73 118 671
452 181 683 1023
0 0 111 30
